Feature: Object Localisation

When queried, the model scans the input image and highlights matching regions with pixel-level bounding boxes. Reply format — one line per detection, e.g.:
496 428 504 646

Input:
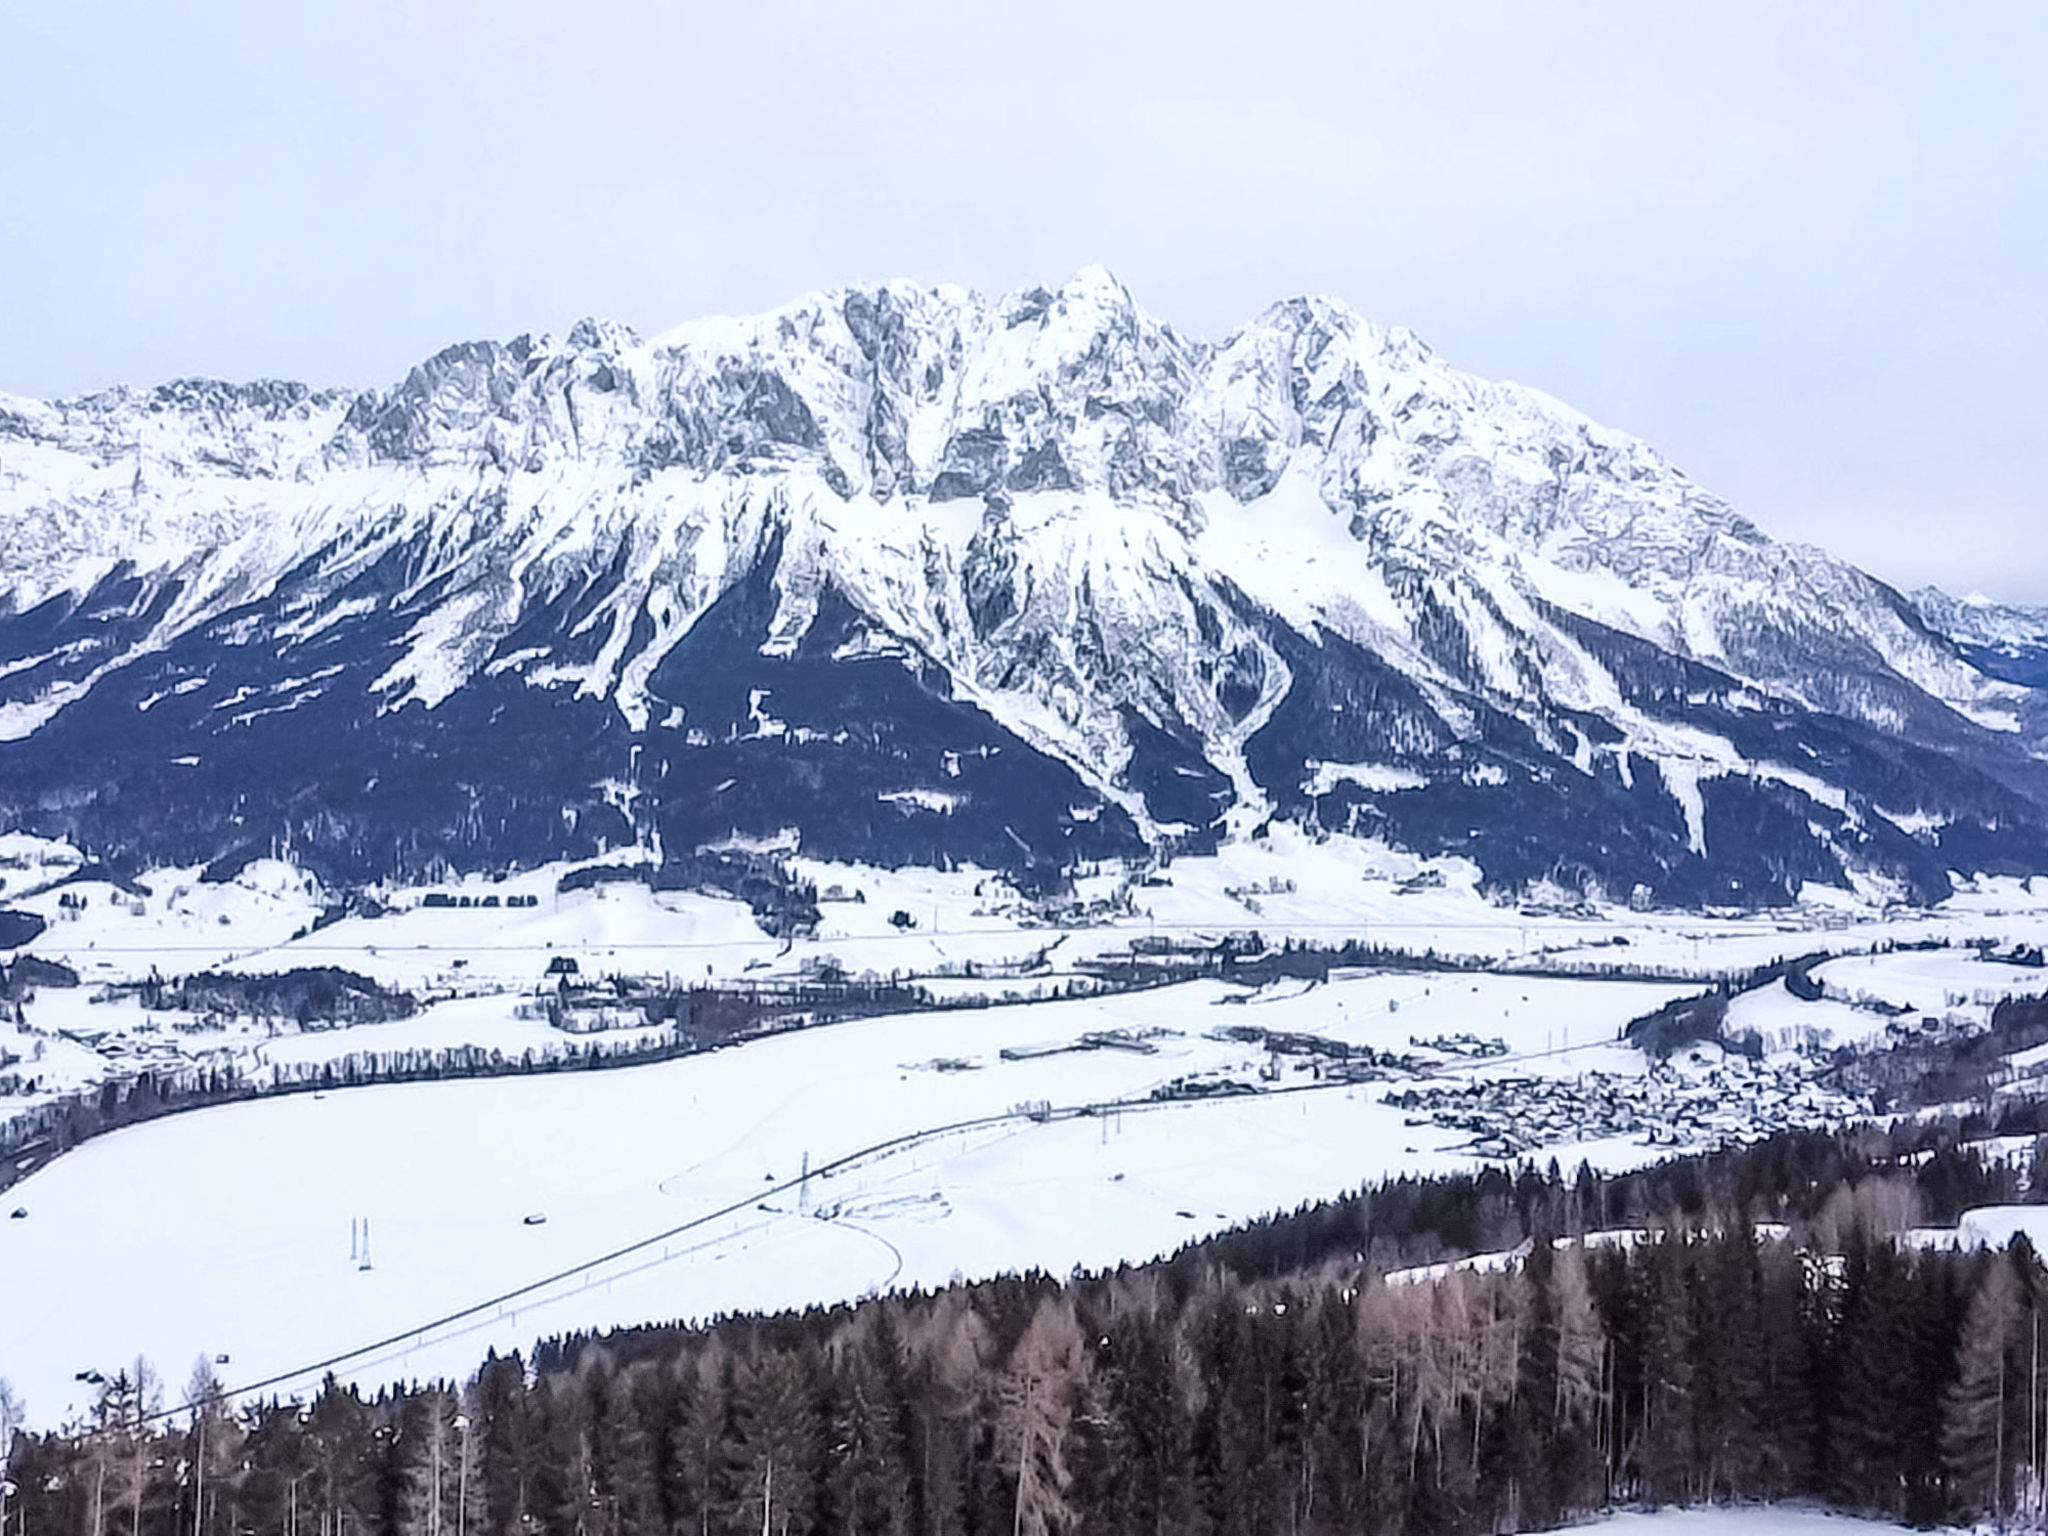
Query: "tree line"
8 1126 2048 1536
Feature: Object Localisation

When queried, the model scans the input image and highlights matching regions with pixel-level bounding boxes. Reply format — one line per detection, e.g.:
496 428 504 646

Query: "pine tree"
1752 1235 1820 1499
530 1370 600 1536
1302 1289 1366 1536
1530 1241 1606 1524
668 1345 738 1536
474 1353 532 1536
303 1376 378 1536
732 1349 823 1536
822 1320 913 1536
396 1386 464 1536
1827 1227 1924 1519
1687 1221 1766 1503
1631 1229 1695 1504
902 1294 986 1536
1942 1250 2023 1521
591 1363 663 1536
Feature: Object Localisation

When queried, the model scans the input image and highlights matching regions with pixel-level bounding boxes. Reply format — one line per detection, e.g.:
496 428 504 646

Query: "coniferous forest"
9 1127 2048 1536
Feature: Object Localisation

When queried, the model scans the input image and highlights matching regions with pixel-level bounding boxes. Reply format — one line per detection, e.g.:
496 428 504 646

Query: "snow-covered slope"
2 270 2045 905
1914 587 2048 689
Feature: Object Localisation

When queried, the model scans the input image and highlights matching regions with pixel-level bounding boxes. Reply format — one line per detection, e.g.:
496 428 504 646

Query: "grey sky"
3 1 2043 601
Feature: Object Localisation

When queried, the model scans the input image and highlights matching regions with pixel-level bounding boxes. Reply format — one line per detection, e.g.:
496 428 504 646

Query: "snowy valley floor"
1587 1510 1927 1535
7 830 2048 1425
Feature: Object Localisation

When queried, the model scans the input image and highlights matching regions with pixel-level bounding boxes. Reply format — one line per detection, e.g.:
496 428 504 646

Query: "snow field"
9 837 2048 1433
12 824 1991 1130
0 969 1690 1426
7 859 327 980
1726 947 2048 1055
254 994 672 1070
1587 1507 1925 1535
1812 948 2048 1029
17 839 2048 1027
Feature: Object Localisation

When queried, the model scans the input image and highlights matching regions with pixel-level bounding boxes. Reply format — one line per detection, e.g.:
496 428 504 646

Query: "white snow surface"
11 837 2048 1128
1583 1508 1927 1536
7 843 2048 1426
2 969 1685 1426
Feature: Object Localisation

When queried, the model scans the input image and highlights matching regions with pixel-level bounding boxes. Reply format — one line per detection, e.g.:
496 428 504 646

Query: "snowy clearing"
1583 1507 1927 1535
2 967 1770 1426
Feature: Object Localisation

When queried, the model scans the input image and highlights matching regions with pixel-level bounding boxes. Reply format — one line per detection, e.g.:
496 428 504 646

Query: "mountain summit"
2 271 2044 905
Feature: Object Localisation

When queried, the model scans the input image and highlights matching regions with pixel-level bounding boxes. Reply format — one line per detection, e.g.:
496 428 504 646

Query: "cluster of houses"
1411 1031 1511 1058
1385 1052 1857 1160
1206 1022 1428 1082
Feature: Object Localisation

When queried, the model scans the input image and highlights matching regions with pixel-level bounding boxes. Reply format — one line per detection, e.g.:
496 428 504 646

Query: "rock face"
2 268 2045 905
1914 589 2048 689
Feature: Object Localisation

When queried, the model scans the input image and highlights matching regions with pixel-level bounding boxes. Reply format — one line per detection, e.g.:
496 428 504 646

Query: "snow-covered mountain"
1913 587 2048 693
3 268 2045 905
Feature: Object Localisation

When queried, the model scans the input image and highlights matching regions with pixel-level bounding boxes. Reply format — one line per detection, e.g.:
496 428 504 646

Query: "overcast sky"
3 1 2043 601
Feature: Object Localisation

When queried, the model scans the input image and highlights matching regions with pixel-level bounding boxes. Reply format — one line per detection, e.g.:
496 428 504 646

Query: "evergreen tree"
1630 1230 1695 1504
822 1320 914 1536
396 1386 464 1536
902 1295 985 1536
474 1353 532 1536
1827 1227 1926 1519
1686 1222 1766 1502
668 1345 738 1536
530 1368 601 1536
731 1349 822 1536
303 1376 378 1536
0 1378 22 1536
1942 1249 2023 1521
1752 1235 1820 1499
591 1364 663 1536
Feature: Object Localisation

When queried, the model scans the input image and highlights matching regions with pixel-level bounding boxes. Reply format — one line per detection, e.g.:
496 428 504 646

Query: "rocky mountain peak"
2 275 2044 910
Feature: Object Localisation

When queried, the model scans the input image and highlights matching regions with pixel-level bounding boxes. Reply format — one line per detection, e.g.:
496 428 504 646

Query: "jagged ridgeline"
7 1126 2047 1536
4 271 2048 903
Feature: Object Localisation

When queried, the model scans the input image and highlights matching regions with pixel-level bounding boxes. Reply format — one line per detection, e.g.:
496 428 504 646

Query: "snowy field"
9 826 2048 1127
6 826 2048 1427
0 968 1724 1425
1581 1509 1926 1536
11 827 2048 1004
1727 946 2048 1055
